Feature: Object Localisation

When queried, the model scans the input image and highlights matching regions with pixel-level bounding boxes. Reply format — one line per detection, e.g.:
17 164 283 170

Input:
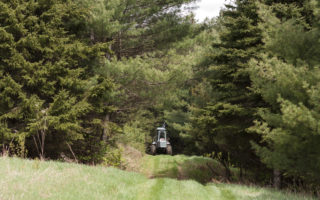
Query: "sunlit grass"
0 156 315 200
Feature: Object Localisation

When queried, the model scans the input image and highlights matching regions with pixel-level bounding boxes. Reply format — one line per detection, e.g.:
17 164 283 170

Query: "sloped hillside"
0 157 314 200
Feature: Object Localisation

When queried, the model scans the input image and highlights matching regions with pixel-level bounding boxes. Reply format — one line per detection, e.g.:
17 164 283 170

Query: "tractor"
151 125 172 155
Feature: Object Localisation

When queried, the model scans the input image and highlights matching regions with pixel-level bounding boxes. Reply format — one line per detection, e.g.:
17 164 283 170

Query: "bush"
103 146 124 169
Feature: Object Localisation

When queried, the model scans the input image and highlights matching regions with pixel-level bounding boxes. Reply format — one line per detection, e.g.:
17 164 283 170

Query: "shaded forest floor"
0 154 314 199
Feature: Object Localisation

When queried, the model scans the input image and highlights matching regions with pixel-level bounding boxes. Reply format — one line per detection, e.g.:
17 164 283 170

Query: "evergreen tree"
100 25 209 153
83 0 197 58
76 0 202 150
249 1 320 185
191 0 265 179
0 0 113 162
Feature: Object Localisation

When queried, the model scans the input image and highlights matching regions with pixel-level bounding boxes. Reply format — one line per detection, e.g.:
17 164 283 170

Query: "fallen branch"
66 142 78 163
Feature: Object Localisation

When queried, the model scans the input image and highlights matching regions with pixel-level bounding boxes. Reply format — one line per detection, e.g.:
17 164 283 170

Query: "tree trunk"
221 158 231 181
273 169 281 189
221 152 231 181
101 114 110 141
90 29 95 43
40 129 45 160
117 31 122 59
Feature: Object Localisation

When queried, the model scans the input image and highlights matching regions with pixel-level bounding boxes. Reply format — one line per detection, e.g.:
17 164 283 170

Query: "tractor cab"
151 125 172 155
157 127 167 148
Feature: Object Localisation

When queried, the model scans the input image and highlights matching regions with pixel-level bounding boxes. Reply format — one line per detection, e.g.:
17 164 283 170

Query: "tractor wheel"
151 145 156 155
166 145 172 155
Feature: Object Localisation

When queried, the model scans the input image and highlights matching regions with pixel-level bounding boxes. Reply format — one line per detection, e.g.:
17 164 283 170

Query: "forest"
1 0 320 197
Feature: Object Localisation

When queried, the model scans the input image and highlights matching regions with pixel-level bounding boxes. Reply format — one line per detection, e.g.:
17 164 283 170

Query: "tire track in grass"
151 156 160 177
149 178 165 200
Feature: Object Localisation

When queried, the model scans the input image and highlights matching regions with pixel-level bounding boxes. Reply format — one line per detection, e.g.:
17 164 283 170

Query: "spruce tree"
191 0 265 179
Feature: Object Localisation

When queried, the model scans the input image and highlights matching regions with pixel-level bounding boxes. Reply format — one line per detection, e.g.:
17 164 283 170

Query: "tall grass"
0 156 315 200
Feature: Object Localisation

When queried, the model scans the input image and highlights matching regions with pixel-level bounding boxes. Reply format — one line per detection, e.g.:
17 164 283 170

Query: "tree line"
188 0 320 192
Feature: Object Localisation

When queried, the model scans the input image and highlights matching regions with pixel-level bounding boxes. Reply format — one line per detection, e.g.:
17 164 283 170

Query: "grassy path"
0 157 315 200
138 154 227 183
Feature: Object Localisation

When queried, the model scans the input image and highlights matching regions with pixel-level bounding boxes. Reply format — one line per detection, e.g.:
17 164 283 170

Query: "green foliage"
258 2 320 66
158 27 216 154
249 57 320 183
94 24 212 154
103 146 124 168
0 0 205 162
0 0 113 162
262 0 315 27
249 1 320 185
83 0 198 57
2 0 320 192
190 0 265 177
120 111 155 152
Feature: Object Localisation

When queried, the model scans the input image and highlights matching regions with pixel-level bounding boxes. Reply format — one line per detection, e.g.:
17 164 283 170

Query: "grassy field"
0 156 315 200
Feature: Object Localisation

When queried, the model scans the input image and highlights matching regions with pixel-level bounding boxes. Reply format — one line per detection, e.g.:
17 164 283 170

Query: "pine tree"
0 0 113 162
249 1 320 185
81 0 197 58
191 0 265 179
